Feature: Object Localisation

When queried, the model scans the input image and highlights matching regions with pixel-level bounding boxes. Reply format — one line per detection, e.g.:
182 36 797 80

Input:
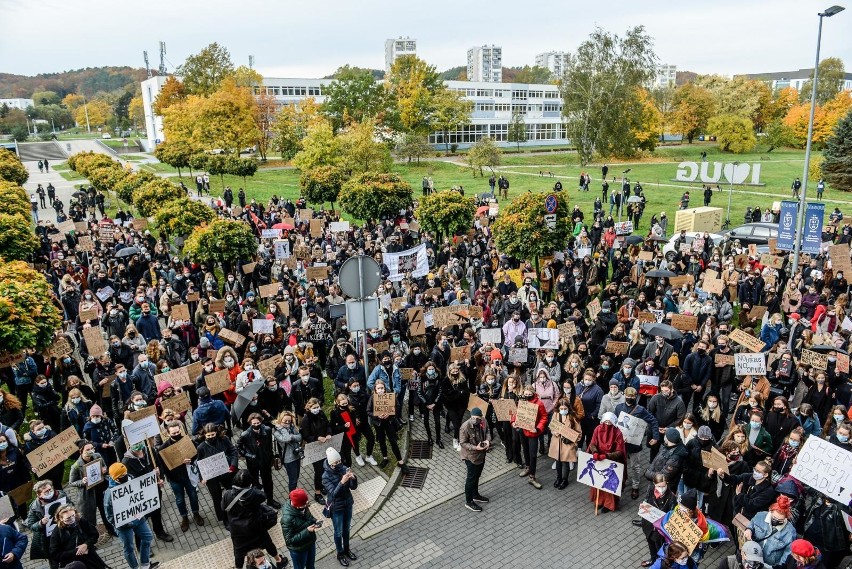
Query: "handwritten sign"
252 318 274 334
218 328 246 347
492 399 517 422
27 427 80 476
154 367 190 391
407 307 425 337
528 328 559 349
508 347 527 364
587 298 601 321
836 352 849 374
637 312 657 324
123 415 159 445
126 404 157 423
159 436 197 470
450 345 471 362
161 392 191 416
715 353 735 366
79 307 99 322
664 506 704 554
310 219 324 237
514 400 539 432
242 262 256 274
557 321 577 340
372 393 396 416
46 336 73 358
791 436 852 505
701 447 729 475
467 394 489 416
110 471 160 528
179 362 202 388
197 452 231 480
670 314 698 331
605 341 629 355
550 418 581 442
479 328 502 345
729 329 765 353
206 369 231 395
800 349 828 371
759 254 785 270
170 304 190 321
82 326 106 357
735 353 766 376
749 306 768 321
669 275 695 289
258 354 283 380
638 501 666 524
209 299 226 313
302 433 344 466
703 278 725 295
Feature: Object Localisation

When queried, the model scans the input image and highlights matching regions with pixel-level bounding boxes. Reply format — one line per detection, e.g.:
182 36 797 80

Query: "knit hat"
326 447 341 464
680 489 698 510
697 425 713 440
609 378 620 386
200 337 211 348
108 462 128 481
470 407 483 417
665 428 681 444
790 539 815 558
489 349 502 360
289 488 309 508
89 404 103 417
602 300 611 310
622 358 636 368
667 354 679 367
624 387 637 398
741 541 764 563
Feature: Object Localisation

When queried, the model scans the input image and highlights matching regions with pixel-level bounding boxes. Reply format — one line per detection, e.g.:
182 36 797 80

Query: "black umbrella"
72 190 88 200
645 269 677 278
641 322 683 340
115 246 140 258
625 235 643 245
808 344 848 355
648 235 669 242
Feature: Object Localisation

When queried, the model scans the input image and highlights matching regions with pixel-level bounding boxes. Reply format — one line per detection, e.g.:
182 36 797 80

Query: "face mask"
300 376 309 383
64 516 77 527
838 435 850 443
752 470 765 481
118 371 127 379
310 407 321 415
412 348 421 355
523 394 534 401
375 388 386 395
546 357 554 364
71 397 81 404
682 422 693 430
35 428 47 437
134 401 146 409
559 409 569 416
655 484 668 495
131 443 145 452
91 417 101 424
63 357 72 364
770 518 786 527
600 364 609 371
625 398 636 406
676 557 689 566
834 414 845 424
426 370 437 379
224 358 234 368
788 439 799 448
161 367 170 373
244 364 254 371
583 380 593 387
749 421 761 430
0 442 8 451
622 367 632 375
252 424 261 431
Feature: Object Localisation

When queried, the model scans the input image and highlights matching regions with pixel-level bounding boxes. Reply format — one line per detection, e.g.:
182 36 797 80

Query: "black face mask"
625 398 636 406
252 424 262 431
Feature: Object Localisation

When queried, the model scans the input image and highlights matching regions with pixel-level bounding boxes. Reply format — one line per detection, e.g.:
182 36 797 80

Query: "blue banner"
776 201 798 251
802 202 825 254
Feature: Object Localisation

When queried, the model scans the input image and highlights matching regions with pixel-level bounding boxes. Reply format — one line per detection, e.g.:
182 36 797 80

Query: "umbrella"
72 190 88 200
625 235 644 245
641 322 683 340
115 246 140 258
809 344 848 355
626 195 643 203
648 235 669 242
645 269 677 278
476 205 490 216
233 380 265 420
272 222 295 230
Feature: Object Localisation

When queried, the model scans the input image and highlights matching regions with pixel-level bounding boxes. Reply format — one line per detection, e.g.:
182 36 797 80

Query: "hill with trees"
0 66 149 98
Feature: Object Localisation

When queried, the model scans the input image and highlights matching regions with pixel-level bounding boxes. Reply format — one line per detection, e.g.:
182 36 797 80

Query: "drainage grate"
400 466 429 489
409 440 433 460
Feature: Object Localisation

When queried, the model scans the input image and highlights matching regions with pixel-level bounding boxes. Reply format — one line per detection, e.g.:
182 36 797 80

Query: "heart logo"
723 163 750 184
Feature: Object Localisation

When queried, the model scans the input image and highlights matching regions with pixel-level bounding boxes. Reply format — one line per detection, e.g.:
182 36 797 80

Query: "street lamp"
726 161 739 229
619 168 631 223
792 5 845 273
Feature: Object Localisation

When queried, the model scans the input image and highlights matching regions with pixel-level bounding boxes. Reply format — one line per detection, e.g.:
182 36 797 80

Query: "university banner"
384 243 429 282
802 202 825 254
776 201 797 251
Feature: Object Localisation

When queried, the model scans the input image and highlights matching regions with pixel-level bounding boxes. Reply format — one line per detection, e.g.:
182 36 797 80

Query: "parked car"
662 233 723 262
720 222 778 247
101 133 112 139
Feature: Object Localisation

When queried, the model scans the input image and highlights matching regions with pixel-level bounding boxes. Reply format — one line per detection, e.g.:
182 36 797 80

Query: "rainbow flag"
653 506 731 544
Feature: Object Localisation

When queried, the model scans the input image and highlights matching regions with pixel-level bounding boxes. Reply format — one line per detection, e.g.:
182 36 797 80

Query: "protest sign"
800 349 828 371
186 292 201 302
836 353 849 374
197 452 231 480
76 235 94 252
735 353 766 376
242 262 256 274
252 318 274 334
85 459 105 488
123 415 160 446
372 341 389 354
638 251 654 261
664 507 704 554
0 495 13 521
206 370 232 395
390 296 407 312
400 368 414 381
729 329 765 353
372 393 396 416
587 298 601 321
298 208 313 219
759 254 785 270
82 326 106 357
44 497 67 536
154 367 189 391
258 354 283 380
258 283 280 298
668 275 695 288
310 219 324 237
715 354 735 366
637 312 657 324
557 321 577 340
329 221 350 233
162 392 191 416
508 347 527 364
467 394 489 416
491 399 517 422
577 450 624 497
407 307 426 337
550 418 581 443
450 345 471 362
218 328 246 347
605 341 629 355
670 314 698 331
8 481 33 507
180 362 202 388
701 447 729 475
79 307 99 322
110 471 161 528
209 299 226 313
790 436 852 505
126 404 157 423
479 328 502 346
638 375 660 388
27 427 80 477
514 400 539 431
306 266 329 281
302 433 344 466
749 306 768 320
703 278 725 295
46 336 73 359
274 240 290 259
261 228 281 239
616 412 647 446
528 328 559 349
638 501 666 524
160 436 197 471
170 303 190 322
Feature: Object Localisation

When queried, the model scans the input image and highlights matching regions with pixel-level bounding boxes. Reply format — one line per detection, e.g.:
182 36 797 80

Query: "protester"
104 463 157 569
322 447 358 566
281 489 318 569
222 470 286 569
49 504 107 569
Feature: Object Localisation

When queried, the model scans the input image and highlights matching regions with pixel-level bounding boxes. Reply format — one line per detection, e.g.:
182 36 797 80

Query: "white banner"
735 352 766 376
329 221 350 233
790 436 852 505
109 471 161 528
479 328 502 346
274 239 290 259
617 412 648 446
384 244 429 282
261 228 282 239
301 433 344 466
527 328 559 349
196 452 231 480
123 415 160 446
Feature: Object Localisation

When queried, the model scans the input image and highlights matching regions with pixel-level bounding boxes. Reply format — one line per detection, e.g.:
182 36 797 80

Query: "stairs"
16 141 68 162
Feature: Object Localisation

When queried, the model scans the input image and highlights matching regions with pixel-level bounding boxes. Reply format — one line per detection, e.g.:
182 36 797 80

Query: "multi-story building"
655 64 677 88
0 98 34 111
467 45 502 83
740 68 852 92
384 37 416 74
535 51 569 78
140 76 168 151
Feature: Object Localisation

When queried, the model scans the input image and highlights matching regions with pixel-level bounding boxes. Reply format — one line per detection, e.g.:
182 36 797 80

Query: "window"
511 104 527 114
544 103 561 112
494 103 511 112
477 104 494 112
308 87 321 96
533 123 559 140
476 89 493 97
544 91 561 99
511 90 528 100
490 123 508 141
528 90 544 99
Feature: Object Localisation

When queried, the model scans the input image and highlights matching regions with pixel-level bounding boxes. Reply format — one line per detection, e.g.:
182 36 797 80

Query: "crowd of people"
2 168 852 569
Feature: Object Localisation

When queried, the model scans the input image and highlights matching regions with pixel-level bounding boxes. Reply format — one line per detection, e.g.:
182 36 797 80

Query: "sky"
1 0 850 79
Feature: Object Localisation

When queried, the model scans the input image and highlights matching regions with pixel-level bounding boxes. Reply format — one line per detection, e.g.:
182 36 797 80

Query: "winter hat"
200 337 211 348
790 539 815 558
680 489 698 510
326 447 342 464
622 358 636 368
741 541 764 563
490 349 502 360
289 488 309 508
601 412 618 425
609 378 620 387
788 313 801 321
697 426 713 440
667 354 679 367
108 462 128 481
775 478 801 500
470 407 483 417
602 300 611 310
665 428 681 445
89 404 103 417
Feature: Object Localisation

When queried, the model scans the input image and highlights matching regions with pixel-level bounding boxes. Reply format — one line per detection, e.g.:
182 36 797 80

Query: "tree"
492 191 573 270
75 99 111 128
153 76 187 115
510 65 555 84
507 109 527 152
132 179 184 217
177 42 235 96
0 261 63 354
205 154 230 189
0 149 29 185
32 90 60 106
466 137 501 176
300 165 345 210
336 120 393 176
707 114 757 153
128 96 145 130
154 139 197 177
321 66 389 131
154 198 216 238
254 92 276 161
338 172 413 222
801 58 846 106
62 93 85 114
415 190 475 245
761 119 795 152
271 98 325 160
432 89 472 154
0 181 31 218
385 55 444 133
651 84 677 137
633 88 663 151
0 214 39 259
114 171 155 205
292 122 340 172
394 132 430 163
694 75 767 123
769 87 800 121
230 157 259 187
561 26 658 164
183 219 257 264
671 83 716 143
232 65 262 89
823 109 852 192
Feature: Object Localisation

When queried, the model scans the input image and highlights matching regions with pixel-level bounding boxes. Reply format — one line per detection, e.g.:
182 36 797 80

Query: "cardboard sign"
550 417 580 442
759 254 784 270
670 314 698 331
306 266 329 282
715 353 735 366
258 354 283 380
252 318 274 334
400 368 414 381
185 292 201 302
801 349 828 371
98 223 115 243
450 345 471 362
492 399 517 422
302 433 344 466
218 328 246 347
729 329 765 353
159 435 197 470
407 307 426 337
77 235 94 252
638 251 654 261
46 336 73 358
514 400 539 432
256 283 279 299
431 306 463 329
310 219 324 237
329 221 350 233
669 275 695 288
735 352 766 376
557 322 577 341
372 393 396 416
241 262 256 275
276 301 291 317
27 427 80 476
178 362 201 388
79 307 99 322
424 287 443 299
703 278 725 295
161 392 191 416
467 394 489 416
126 404 157 423
637 312 657 325
0 495 14 520
171 304 191 321
85 459 105 488
372 341 389 354
7 480 34 507
749 306 768 321
123 415 160 445
605 341 629 355
701 447 729 475
206 369 232 395
767 238 779 254
664 506 704 554
131 218 148 231
209 299 226 313
82 326 107 357
576 450 624 497
528 328 559 349
197 452 231 480
109 471 161 528
791 436 852 505
616 412 647 446
154 368 190 391
587 298 601 321
298 208 313 219
836 352 849 374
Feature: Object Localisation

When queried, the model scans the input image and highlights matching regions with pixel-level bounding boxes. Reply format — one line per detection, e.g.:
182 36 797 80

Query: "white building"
0 98 34 111
467 45 502 83
740 68 852 92
535 51 569 78
655 64 677 88
140 75 168 152
384 37 416 74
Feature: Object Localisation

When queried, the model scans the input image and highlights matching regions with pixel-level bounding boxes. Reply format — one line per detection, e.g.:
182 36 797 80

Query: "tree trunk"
177 167 182 178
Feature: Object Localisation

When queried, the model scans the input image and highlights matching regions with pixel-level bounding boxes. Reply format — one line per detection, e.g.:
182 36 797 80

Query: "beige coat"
548 413 580 462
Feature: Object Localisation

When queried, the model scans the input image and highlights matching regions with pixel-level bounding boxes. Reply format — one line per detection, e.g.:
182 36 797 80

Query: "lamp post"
618 168 631 223
792 4 845 274
726 161 739 228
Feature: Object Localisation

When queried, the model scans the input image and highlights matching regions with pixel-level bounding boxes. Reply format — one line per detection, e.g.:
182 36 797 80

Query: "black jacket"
731 474 776 519
237 425 274 468
299 411 331 444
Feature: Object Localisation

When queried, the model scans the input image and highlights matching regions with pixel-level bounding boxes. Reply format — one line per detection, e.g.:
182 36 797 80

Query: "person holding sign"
68 442 115 536
25 480 73 564
367 379 405 470
586 413 627 512
103 463 155 569
237 414 280 510
322 447 358 566
638 473 677 567
48 504 107 569
741 496 797 568
155 421 205 532
299 398 332 506
615 387 660 499
197 423 239 527
549 398 580 490
512 386 548 490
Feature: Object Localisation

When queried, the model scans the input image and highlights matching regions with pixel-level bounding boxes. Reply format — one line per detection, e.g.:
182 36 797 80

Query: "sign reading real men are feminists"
109 471 161 528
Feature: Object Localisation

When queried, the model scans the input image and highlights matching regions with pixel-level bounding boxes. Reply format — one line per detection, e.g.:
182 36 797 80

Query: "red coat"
512 395 549 438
